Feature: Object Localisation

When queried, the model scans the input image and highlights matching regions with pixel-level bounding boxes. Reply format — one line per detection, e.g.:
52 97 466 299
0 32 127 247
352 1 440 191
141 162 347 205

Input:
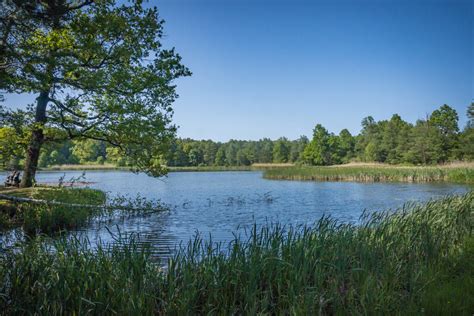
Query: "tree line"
1 103 472 169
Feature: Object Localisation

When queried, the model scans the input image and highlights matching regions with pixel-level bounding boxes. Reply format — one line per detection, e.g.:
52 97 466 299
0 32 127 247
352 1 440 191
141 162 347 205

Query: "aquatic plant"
263 165 474 183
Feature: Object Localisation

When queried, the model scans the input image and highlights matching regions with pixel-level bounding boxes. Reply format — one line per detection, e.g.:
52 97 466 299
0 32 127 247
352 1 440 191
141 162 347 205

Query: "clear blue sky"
5 0 473 141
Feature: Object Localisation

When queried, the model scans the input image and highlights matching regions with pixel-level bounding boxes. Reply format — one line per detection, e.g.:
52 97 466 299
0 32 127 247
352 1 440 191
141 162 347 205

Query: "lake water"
1 170 471 258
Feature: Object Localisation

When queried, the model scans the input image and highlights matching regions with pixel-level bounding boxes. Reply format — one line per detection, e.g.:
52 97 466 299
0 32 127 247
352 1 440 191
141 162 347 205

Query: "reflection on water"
1 170 471 261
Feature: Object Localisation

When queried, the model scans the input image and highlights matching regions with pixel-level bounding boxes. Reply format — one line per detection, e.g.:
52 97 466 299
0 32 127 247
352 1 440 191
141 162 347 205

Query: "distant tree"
357 116 384 162
273 137 290 163
338 129 355 162
468 102 474 126
215 147 227 166
236 149 251 166
225 142 239 166
458 127 474 160
165 140 186 167
289 136 309 162
364 142 378 162
381 114 411 164
303 124 331 165
203 141 219 166
256 138 274 163
38 139 78 167
457 103 474 160
407 120 443 164
429 104 459 161
72 139 106 164
188 147 203 166
327 134 342 164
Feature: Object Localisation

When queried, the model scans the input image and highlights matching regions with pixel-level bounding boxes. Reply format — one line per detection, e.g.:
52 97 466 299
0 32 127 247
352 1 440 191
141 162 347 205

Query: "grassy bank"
0 186 105 233
264 165 474 184
1 192 472 314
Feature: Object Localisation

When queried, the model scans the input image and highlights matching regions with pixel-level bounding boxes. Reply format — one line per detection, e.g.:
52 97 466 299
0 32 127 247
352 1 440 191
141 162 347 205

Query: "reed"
263 165 474 183
0 234 161 315
0 191 472 314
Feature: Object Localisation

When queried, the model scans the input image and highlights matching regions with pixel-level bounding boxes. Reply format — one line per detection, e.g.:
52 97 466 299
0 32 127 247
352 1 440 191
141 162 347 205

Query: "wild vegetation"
0 192 472 314
0 187 105 233
264 164 474 184
2 104 473 173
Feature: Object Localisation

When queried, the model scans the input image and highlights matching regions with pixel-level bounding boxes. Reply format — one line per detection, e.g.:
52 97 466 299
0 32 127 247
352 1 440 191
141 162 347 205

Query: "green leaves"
2 0 190 179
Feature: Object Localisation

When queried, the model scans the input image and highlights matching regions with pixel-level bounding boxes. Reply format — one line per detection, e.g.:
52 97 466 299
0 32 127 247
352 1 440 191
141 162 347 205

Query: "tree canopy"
1 0 190 186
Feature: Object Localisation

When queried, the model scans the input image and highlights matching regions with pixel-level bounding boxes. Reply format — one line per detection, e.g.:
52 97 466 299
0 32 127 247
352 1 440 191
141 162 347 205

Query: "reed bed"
0 192 473 314
263 165 474 183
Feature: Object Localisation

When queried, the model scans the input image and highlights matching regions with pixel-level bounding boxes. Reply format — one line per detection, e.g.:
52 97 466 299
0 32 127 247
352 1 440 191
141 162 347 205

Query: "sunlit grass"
1 191 472 314
264 165 474 183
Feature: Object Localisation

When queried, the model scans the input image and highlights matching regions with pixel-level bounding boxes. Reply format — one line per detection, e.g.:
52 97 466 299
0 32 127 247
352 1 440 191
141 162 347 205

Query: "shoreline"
1 163 473 184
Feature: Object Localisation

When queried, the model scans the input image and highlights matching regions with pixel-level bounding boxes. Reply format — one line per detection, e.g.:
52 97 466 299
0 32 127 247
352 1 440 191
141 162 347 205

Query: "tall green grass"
264 166 474 183
0 234 161 315
0 192 473 314
0 187 106 233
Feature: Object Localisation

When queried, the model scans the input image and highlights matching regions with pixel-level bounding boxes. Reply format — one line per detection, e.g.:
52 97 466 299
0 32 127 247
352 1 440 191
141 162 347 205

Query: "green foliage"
406 120 444 164
468 102 474 123
429 104 460 160
38 140 79 167
290 135 309 162
0 187 105 233
303 124 331 165
301 104 470 166
458 126 474 160
1 192 472 314
1 0 190 179
338 129 355 162
272 137 290 163
0 127 25 169
72 139 106 164
166 138 304 168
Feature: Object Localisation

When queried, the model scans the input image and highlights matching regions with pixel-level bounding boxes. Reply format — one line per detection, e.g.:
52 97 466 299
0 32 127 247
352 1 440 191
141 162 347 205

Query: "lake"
5 170 469 258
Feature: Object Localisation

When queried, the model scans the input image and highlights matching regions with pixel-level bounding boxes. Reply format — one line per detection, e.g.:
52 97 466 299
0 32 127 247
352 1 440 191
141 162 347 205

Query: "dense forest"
1 103 473 169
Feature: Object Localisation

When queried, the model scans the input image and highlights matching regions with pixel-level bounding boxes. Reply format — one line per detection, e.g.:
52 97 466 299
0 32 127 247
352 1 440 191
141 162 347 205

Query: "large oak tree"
0 0 190 187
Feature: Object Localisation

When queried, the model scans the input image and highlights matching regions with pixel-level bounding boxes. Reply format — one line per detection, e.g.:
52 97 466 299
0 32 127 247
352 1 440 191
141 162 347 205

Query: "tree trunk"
20 91 49 188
